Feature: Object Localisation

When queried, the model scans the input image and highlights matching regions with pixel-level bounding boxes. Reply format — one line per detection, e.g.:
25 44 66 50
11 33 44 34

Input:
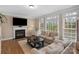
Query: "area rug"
18 39 32 54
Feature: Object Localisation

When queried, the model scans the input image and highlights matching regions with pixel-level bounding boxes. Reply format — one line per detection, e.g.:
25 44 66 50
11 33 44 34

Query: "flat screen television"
13 17 27 26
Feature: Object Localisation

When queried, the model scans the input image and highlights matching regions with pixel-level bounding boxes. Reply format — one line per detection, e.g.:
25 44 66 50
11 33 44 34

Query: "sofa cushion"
40 31 56 44
44 39 54 44
31 48 46 54
47 42 64 54
49 32 54 37
41 31 45 35
45 31 49 36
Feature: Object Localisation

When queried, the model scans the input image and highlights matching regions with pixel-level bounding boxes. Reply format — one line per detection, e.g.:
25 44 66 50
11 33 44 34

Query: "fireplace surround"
15 30 25 39
13 26 27 39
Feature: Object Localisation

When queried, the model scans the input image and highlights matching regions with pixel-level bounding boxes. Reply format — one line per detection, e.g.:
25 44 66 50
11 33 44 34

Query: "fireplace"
15 30 25 39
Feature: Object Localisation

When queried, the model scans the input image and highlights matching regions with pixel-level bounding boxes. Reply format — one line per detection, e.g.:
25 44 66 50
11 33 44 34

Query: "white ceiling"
0 5 74 18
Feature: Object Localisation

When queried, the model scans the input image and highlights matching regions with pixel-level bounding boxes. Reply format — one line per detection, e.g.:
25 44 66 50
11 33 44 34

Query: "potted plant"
0 13 7 23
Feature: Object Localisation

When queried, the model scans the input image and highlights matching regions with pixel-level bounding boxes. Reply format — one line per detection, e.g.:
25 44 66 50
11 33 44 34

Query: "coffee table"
27 36 44 49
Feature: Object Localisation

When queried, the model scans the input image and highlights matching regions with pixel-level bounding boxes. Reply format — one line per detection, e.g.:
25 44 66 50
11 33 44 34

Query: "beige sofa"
31 39 64 54
40 31 57 44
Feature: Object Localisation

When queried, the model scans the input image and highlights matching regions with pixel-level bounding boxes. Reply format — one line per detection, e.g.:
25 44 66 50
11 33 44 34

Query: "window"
45 16 59 38
39 18 45 31
63 12 77 41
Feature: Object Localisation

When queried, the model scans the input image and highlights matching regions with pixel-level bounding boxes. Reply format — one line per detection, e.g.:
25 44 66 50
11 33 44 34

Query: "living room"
0 5 79 54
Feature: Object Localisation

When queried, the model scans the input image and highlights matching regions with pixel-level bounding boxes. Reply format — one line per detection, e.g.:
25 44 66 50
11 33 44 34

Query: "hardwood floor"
1 39 79 54
1 39 24 54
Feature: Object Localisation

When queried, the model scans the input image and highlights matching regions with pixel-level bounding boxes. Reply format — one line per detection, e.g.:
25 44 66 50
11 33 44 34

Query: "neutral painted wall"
0 22 1 39
27 19 36 36
26 18 39 36
1 16 13 40
1 16 37 40
0 22 1 53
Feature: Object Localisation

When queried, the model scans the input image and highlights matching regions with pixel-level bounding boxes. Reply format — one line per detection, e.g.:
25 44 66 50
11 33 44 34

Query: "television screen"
13 17 27 26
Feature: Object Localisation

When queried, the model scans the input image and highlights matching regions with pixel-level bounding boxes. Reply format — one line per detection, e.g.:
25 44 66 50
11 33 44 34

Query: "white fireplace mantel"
13 26 27 39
